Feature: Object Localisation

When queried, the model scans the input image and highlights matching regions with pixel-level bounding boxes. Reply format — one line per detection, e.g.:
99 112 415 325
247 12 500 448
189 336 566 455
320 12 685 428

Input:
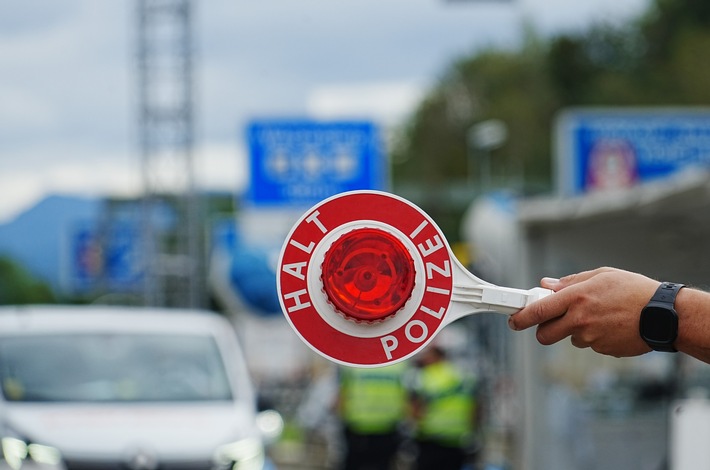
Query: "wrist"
674 287 710 355
639 282 684 352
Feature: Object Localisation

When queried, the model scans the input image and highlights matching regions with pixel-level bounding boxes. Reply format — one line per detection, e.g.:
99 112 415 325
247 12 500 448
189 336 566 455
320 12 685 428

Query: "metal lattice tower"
137 0 203 308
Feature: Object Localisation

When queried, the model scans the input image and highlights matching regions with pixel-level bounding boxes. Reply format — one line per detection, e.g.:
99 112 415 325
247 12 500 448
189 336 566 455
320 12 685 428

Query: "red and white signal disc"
277 190 454 367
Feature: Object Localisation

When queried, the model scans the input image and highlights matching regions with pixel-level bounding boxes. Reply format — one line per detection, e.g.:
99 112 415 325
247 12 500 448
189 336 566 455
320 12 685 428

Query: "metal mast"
137 0 202 308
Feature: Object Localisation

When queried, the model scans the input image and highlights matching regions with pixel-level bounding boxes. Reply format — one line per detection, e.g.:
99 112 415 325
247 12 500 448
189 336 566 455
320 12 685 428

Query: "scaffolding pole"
137 0 203 309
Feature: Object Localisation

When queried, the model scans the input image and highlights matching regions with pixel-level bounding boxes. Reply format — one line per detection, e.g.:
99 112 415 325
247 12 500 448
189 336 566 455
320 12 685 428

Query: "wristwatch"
639 282 685 352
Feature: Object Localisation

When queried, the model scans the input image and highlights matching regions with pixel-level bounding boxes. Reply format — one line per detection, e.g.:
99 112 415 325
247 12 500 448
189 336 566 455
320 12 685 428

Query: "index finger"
508 287 573 331
552 267 617 291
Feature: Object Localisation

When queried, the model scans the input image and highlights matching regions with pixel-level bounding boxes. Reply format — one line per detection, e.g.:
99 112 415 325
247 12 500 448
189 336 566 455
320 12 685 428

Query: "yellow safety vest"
414 361 476 447
339 363 408 434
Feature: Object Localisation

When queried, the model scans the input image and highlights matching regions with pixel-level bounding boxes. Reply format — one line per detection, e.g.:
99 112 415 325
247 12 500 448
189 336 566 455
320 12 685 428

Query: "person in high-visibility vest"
409 345 478 470
336 362 409 470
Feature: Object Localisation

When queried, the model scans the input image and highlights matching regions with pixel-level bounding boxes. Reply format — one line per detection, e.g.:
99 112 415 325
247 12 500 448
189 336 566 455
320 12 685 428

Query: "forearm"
675 287 710 363
508 268 710 364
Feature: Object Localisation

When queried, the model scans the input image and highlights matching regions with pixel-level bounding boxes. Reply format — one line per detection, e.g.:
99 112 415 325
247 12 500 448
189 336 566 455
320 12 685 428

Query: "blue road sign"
69 222 142 293
555 108 710 195
245 120 386 206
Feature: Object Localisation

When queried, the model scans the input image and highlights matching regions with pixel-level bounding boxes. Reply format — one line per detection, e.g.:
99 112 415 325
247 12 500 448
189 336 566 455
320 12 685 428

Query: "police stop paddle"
277 190 551 368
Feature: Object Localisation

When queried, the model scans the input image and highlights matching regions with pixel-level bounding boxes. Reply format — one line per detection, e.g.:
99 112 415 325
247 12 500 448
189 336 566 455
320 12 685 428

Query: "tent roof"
518 169 710 227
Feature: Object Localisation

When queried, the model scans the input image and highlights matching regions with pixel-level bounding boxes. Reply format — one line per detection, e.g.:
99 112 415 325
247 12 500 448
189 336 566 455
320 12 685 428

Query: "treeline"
391 0 710 241
0 257 55 305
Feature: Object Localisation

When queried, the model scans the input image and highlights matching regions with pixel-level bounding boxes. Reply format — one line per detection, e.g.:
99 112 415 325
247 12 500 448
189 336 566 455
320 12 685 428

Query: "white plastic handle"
443 257 553 325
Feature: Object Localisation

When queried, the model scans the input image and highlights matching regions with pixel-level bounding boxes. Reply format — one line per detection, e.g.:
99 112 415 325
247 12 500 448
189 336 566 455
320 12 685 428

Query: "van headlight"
2 437 62 470
213 438 265 470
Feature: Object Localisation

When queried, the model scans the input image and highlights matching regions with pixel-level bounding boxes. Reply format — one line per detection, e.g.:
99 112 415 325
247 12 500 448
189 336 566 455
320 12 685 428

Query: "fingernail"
508 315 518 331
542 277 560 286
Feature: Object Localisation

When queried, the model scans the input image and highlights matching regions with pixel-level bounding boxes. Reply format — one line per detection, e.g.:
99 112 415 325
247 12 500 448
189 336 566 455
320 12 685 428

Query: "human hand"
508 267 661 357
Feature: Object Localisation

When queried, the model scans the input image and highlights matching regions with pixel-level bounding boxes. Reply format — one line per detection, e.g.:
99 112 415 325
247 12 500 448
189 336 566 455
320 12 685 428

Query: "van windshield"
0 334 234 402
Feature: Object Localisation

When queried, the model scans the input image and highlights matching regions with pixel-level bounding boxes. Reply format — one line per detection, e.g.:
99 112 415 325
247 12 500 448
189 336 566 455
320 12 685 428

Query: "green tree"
391 0 710 242
0 257 55 305
640 0 710 64
391 35 555 241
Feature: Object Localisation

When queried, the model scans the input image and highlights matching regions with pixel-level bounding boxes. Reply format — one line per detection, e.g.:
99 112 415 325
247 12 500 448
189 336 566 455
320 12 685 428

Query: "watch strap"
644 282 685 352
650 282 685 304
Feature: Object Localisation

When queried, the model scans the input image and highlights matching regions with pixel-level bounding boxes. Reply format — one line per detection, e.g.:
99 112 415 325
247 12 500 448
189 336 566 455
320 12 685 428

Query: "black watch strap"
651 282 685 304
644 282 685 352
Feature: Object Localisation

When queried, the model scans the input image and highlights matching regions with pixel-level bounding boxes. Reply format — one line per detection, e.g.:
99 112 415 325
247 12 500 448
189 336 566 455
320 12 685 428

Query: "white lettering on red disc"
277 192 453 366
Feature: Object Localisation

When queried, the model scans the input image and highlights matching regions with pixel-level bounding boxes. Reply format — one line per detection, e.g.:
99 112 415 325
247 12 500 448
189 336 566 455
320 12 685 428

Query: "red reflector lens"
322 228 416 322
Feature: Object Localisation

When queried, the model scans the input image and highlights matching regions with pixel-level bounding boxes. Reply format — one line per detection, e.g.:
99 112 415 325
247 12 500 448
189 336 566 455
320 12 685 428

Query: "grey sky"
0 0 650 222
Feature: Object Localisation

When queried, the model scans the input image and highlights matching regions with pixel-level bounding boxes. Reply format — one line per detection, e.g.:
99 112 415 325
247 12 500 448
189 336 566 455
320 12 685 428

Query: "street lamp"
467 119 508 192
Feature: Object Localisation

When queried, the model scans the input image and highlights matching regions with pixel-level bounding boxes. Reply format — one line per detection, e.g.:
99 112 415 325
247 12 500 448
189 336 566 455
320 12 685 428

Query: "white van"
0 305 277 470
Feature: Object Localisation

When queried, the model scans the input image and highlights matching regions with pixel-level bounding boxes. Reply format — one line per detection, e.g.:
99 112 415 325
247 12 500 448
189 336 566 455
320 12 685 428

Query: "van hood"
4 402 260 460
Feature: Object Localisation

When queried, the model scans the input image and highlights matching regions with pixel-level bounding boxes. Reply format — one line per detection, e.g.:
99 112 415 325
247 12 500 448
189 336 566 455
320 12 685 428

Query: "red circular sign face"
322 227 416 322
277 191 453 367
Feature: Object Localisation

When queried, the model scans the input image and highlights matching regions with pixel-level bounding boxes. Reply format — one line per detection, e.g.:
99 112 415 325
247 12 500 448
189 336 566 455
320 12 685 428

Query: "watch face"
641 306 677 342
